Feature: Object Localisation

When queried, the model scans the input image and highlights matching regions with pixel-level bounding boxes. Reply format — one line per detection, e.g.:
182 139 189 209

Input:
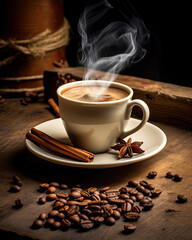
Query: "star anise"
111 138 144 159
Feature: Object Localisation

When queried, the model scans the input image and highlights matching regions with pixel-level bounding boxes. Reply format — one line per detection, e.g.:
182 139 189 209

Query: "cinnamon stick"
48 98 60 118
26 128 94 162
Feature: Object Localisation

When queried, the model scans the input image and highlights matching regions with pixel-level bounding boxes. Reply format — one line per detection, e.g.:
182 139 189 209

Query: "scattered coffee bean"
80 220 94 230
9 185 21 193
151 189 162 198
173 174 182 182
147 171 157 179
59 183 68 189
38 197 46 204
46 193 57 201
142 188 151 196
128 180 138 188
14 180 22 187
106 216 116 225
39 183 49 192
166 172 174 179
136 185 145 192
46 186 56 194
38 213 47 221
177 195 187 203
14 199 23 208
136 193 144 202
32 219 44 229
124 212 140 221
124 223 137 233
142 202 154 211
12 175 21 182
121 202 132 212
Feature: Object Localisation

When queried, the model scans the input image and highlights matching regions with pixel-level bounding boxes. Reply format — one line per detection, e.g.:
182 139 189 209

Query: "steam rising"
78 0 149 82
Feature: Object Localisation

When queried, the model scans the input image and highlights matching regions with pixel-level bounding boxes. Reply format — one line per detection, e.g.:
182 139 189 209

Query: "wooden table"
0 76 192 240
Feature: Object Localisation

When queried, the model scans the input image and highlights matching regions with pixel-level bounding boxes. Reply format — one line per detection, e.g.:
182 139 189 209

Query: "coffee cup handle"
120 99 150 139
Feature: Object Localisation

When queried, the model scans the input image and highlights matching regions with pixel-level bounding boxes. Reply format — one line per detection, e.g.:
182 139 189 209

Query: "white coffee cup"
57 80 149 153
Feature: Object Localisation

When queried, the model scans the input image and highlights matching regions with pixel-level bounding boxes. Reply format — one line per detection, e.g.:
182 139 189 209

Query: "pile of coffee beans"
31 179 162 233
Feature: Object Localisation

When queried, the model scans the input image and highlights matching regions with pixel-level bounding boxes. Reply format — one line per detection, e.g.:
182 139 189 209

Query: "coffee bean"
38 197 46 204
100 186 110 192
80 220 94 230
113 210 121 219
38 213 47 221
82 209 92 216
94 216 105 224
130 196 136 202
99 193 107 199
77 201 88 208
136 185 145 192
147 171 157 178
91 193 101 201
173 174 182 182
44 218 55 228
125 199 134 205
129 189 138 196
14 180 22 187
71 187 82 192
139 198 152 206
132 205 142 213
166 172 174 179
79 213 89 220
9 185 21 193
151 189 162 198
69 214 80 224
59 183 68 189
128 180 138 188
39 183 49 192
102 205 113 217
177 195 187 203
142 188 151 196
46 186 56 194
50 182 59 188
69 191 81 199
124 212 140 221
146 183 155 190
51 221 61 230
88 205 101 211
109 199 125 205
142 202 154 210
66 205 79 217
124 223 136 233
119 187 128 194
136 193 144 202
12 175 21 182
48 210 59 218
14 199 23 208
46 193 57 201
87 187 97 193
119 194 130 200
140 181 148 188
106 216 116 225
105 189 120 198
121 202 132 212
57 212 65 220
32 219 44 229
61 219 71 230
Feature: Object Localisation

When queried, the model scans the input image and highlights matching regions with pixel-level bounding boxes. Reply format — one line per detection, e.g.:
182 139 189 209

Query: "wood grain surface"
0 97 192 240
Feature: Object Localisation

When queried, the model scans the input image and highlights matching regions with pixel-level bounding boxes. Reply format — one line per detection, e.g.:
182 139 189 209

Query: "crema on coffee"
61 85 129 102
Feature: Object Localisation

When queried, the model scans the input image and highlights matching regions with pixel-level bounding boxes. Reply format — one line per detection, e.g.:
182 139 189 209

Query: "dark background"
64 0 191 87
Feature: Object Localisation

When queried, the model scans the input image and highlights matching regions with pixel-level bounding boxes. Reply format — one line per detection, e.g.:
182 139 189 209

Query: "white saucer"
26 118 167 169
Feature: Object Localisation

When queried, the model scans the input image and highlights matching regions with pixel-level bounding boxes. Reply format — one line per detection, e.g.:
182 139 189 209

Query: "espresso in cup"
61 85 129 102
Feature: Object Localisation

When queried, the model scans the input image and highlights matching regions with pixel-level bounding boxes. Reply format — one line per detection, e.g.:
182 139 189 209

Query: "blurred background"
65 0 191 87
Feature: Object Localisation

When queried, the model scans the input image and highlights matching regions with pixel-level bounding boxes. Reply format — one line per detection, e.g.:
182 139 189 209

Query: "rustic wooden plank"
43 67 192 129
0 99 192 240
